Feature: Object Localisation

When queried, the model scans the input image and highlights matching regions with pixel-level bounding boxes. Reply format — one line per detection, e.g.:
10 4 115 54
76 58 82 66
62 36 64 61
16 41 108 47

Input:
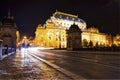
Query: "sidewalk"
0 49 71 80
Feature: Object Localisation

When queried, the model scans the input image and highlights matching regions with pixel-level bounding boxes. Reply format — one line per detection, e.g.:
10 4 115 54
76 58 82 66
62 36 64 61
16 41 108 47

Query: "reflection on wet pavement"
32 49 120 79
0 49 71 80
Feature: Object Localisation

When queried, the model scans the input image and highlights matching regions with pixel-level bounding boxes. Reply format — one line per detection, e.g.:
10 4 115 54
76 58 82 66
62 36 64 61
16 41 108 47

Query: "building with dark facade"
0 10 19 48
67 24 82 50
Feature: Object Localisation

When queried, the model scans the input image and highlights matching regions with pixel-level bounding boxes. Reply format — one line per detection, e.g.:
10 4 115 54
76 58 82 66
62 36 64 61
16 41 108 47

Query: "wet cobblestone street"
0 50 71 80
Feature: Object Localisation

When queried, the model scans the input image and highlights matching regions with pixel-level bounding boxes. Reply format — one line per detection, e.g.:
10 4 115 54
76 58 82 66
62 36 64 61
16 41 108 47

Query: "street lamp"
22 36 29 48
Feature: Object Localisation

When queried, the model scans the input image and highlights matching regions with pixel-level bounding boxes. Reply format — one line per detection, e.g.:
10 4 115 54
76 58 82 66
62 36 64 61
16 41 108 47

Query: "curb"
1 52 15 60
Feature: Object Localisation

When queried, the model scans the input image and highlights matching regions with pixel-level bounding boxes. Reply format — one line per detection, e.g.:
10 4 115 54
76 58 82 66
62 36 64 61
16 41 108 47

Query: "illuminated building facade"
35 11 86 48
35 11 113 48
113 34 120 46
35 23 67 48
82 27 112 47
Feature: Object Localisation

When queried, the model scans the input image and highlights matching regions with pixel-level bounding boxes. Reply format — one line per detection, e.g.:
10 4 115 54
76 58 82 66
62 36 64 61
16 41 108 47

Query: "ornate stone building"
35 24 67 48
35 11 113 48
113 34 120 46
0 10 20 48
82 27 112 47
35 11 86 48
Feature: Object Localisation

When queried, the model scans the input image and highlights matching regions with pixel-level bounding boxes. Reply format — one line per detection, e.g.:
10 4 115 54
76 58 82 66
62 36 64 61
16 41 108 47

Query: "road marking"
29 53 86 80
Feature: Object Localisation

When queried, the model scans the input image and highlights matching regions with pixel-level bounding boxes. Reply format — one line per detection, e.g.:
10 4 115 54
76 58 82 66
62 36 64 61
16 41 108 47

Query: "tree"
83 39 88 48
95 42 99 48
88 40 93 48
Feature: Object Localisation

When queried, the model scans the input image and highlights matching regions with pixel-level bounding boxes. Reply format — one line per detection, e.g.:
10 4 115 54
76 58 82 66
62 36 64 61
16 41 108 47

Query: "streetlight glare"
23 36 27 39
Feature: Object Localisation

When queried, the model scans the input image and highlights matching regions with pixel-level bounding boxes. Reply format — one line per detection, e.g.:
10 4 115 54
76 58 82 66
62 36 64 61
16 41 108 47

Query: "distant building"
0 10 20 48
35 11 113 48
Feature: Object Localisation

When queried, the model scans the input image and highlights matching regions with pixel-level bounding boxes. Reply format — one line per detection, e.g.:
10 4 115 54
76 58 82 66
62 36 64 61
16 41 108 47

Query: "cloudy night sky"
0 0 119 37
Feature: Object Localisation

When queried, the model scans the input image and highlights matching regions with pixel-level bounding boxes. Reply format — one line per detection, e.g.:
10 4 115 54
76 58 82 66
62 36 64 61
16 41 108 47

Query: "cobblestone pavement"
0 50 71 80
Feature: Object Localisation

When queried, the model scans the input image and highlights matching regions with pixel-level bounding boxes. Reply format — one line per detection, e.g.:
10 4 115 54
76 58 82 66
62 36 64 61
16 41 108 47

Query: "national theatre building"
35 11 117 48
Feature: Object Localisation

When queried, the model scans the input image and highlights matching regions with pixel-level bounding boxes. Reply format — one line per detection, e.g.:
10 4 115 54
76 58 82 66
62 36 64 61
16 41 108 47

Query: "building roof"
53 10 78 18
53 11 86 23
1 10 17 29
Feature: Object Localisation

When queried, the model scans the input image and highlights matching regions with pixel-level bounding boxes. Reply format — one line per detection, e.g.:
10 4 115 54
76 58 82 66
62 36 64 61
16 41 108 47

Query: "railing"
2 47 15 55
0 47 16 60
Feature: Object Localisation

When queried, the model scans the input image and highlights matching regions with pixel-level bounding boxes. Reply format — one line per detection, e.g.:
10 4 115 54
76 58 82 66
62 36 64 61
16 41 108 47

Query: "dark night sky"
0 0 120 37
